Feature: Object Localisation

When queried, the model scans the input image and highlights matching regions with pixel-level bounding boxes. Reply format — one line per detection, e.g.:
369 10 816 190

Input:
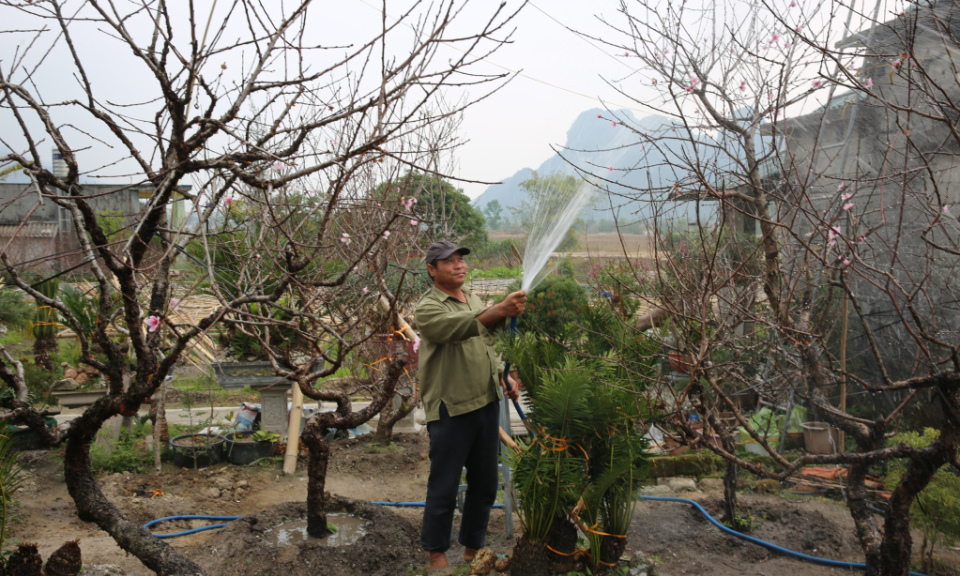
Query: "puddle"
262 513 369 547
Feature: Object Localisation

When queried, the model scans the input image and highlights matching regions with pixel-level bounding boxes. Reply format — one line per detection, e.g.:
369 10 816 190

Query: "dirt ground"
11 436 960 576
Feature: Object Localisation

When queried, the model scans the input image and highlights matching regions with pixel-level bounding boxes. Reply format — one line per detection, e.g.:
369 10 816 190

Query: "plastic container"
742 439 779 454
224 432 276 465
801 422 840 454
169 433 225 468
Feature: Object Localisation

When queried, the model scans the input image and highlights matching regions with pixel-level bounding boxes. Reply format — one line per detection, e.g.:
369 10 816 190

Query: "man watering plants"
415 240 526 571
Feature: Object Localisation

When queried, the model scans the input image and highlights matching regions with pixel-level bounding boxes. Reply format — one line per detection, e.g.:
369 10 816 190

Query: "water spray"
503 180 593 435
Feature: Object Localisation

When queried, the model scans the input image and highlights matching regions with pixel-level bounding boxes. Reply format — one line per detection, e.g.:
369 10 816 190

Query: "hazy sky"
442 1 660 199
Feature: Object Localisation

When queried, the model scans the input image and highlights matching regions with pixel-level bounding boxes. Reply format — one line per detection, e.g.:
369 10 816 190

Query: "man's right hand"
499 290 527 317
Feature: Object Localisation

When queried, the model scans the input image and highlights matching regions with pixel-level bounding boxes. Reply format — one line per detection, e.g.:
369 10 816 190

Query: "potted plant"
168 390 225 468
224 430 279 465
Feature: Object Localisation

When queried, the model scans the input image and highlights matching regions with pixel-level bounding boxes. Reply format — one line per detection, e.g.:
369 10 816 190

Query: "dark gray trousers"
420 400 500 552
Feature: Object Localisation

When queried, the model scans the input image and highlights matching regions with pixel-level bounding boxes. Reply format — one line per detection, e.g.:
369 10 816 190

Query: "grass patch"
363 443 399 455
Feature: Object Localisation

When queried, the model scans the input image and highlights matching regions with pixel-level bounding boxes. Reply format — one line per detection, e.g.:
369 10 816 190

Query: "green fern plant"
0 434 28 557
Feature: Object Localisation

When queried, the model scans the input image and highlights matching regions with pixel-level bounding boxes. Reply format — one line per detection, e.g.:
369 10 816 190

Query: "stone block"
94 415 123 456
51 378 79 392
699 478 725 491
647 457 675 478
639 485 673 497
667 477 697 492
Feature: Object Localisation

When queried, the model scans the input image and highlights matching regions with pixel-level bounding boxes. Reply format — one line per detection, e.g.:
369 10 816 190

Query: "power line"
351 0 650 114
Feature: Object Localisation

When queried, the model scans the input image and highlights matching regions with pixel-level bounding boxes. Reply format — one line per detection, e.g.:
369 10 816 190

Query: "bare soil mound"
629 494 863 575
192 497 423 576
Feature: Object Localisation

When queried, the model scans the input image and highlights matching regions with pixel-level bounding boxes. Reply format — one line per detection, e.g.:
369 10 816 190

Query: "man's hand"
501 372 520 402
499 290 527 317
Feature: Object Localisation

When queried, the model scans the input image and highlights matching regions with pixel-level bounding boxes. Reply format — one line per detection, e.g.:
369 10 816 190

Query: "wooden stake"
499 427 520 454
839 293 849 453
282 381 304 475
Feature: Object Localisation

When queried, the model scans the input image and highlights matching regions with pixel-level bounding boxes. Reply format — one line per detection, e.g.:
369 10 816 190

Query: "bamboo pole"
282 381 305 475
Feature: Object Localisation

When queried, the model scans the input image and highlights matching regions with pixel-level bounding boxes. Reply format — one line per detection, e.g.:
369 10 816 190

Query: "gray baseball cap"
425 240 470 266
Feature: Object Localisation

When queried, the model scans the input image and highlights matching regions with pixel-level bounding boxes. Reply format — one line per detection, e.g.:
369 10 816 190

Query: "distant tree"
483 199 503 230
392 171 489 248
513 171 583 252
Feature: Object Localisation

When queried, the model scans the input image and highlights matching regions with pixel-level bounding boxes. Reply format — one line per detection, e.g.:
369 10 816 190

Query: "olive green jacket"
415 285 504 422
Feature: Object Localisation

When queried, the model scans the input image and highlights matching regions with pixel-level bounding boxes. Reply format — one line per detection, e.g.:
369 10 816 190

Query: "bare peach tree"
0 0 523 572
569 0 960 574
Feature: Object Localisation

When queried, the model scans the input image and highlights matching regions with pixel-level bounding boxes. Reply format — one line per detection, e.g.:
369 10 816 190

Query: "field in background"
489 231 655 258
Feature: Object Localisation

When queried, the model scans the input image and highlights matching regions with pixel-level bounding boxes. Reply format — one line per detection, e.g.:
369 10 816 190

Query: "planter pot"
51 389 108 408
801 422 841 454
169 433 225 468
224 432 276 465
668 353 690 374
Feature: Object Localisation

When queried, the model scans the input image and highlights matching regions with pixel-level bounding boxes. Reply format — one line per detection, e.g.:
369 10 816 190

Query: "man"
415 240 527 570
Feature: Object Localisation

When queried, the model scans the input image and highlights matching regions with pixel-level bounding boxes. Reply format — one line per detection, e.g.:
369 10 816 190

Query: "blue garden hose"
142 500 927 576
144 515 242 539
502 316 533 437
639 496 929 576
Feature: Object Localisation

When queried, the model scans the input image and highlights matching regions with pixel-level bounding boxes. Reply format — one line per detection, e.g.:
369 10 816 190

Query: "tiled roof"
0 222 58 238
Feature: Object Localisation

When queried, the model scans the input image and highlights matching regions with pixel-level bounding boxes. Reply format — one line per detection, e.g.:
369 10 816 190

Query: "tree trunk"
373 375 416 443
33 338 57 372
301 417 332 538
720 432 740 529
62 423 206 575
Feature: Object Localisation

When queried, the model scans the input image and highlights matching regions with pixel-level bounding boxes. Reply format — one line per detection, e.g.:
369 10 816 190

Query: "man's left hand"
501 373 520 402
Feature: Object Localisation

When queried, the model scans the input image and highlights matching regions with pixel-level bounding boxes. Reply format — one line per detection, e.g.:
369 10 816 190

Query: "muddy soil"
11 436 960 576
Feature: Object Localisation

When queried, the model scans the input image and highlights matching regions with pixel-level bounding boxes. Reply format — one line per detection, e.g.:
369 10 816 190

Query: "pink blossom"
169 298 180 311
690 77 699 86
842 193 851 200
271 161 284 171
827 226 841 245
944 205 952 214
254 254 261 259
866 78 874 89
597 113 602 118
791 0 796 5
768 92 774 100
771 33 780 43
843 259 851 266
383 230 391 238
297 210 302 214
843 202 854 211
145 316 161 333
362 287 369 294
739 80 747 91
784 42 793 49
859 236 867 242
797 26 803 33
413 336 421 354
652 79 658 85
811 80 822 88
224 197 233 207
613 121 618 126
624 51 630 57
609 166 614 171
837 183 845 191
685 87 694 93
377 203 381 207
892 59 901 69
404 197 415 210
340 232 351 245
410 219 419 226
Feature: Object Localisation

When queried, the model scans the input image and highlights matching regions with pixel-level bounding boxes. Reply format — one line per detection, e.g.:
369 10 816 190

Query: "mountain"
472 107 713 222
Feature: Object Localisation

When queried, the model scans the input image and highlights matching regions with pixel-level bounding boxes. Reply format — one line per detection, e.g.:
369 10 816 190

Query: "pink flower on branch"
224 197 233 207
944 205 952 214
169 298 180 311
843 202 854 211
410 219 419 226
341 233 351 245
843 259 851 266
866 78 874 89
837 183 845 192
811 80 822 88
383 230 391 238
271 162 284 171
827 226 841 246
842 193 851 200
145 316 161 333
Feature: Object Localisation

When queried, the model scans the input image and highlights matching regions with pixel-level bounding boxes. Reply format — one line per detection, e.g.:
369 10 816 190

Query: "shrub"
90 422 153 475
0 290 33 331
513 276 588 339
885 428 960 575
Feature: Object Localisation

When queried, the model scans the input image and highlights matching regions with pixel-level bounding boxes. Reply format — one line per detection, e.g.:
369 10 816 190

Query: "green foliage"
90 424 152 475
482 199 503 230
500 331 652 569
0 291 33 331
95 210 129 240
513 276 588 339
381 171 488 247
59 284 102 342
885 428 960 573
0 434 28 557
515 171 585 252
252 430 280 443
466 266 522 280
31 278 60 340
21 363 60 407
